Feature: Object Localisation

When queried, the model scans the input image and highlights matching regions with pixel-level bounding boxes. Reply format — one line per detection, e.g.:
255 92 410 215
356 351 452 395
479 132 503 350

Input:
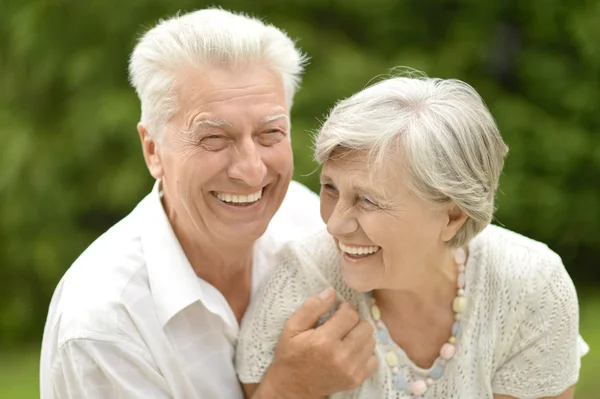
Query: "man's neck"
175 224 255 323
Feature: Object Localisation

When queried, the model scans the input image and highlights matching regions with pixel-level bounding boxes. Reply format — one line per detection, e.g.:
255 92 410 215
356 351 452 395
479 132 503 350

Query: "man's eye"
257 130 285 146
200 136 228 151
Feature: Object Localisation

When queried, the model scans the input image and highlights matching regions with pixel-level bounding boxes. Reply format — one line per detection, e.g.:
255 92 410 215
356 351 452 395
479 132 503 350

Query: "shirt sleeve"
235 242 322 384
50 338 172 398
491 253 585 399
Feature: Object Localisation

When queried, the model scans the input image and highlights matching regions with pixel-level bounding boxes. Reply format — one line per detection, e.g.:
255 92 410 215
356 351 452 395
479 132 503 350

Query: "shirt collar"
140 180 235 328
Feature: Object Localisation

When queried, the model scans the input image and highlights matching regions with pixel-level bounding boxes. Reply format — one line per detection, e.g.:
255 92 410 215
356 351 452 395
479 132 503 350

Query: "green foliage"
1 0 599 346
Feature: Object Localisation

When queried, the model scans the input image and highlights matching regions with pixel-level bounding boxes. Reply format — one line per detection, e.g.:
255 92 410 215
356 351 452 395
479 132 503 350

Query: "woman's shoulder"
469 224 578 327
473 224 567 287
467 226 585 394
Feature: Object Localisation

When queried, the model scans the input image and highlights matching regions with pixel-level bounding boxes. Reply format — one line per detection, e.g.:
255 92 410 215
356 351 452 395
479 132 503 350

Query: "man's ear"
440 203 468 243
138 123 164 179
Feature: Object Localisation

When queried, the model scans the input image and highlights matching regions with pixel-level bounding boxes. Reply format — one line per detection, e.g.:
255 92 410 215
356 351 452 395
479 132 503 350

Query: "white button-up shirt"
40 180 323 399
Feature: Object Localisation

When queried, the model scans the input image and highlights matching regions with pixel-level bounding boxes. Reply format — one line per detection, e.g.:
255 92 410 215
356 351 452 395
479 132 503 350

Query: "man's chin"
215 218 271 243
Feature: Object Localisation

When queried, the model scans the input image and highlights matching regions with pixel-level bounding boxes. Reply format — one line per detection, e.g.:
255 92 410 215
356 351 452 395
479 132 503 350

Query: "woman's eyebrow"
319 174 333 183
354 183 386 198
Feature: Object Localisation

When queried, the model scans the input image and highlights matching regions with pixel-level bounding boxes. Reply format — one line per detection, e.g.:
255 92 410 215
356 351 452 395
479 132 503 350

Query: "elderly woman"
235 73 588 398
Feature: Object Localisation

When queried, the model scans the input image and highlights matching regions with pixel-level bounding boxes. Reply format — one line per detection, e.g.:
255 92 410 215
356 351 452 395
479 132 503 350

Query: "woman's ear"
440 203 468 243
138 123 164 179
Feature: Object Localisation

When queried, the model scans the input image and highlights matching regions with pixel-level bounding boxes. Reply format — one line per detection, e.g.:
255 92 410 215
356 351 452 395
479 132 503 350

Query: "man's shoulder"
47 206 152 345
267 180 324 242
278 180 320 216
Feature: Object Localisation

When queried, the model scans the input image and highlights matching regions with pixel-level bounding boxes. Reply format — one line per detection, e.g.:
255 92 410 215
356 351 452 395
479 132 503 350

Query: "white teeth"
339 243 380 255
215 189 262 204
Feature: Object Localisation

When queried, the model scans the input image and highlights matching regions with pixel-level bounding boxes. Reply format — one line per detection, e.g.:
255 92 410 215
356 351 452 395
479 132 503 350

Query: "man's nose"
227 138 267 187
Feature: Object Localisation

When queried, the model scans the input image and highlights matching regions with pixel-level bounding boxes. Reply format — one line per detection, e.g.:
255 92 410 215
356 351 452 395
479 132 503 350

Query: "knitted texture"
236 225 587 398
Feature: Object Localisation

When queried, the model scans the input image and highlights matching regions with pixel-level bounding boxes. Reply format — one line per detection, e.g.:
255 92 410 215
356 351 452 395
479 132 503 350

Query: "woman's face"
319 150 455 292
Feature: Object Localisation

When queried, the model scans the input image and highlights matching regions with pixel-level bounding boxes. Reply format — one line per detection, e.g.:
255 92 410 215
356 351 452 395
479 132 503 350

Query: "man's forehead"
175 63 286 102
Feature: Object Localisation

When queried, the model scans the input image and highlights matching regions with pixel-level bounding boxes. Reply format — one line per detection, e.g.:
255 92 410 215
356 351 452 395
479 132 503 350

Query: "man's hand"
260 287 377 398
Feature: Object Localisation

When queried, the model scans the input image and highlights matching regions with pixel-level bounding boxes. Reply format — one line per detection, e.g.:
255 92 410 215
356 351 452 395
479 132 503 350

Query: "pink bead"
376 321 384 329
457 272 466 289
411 380 428 396
454 247 466 265
426 378 434 386
440 343 456 360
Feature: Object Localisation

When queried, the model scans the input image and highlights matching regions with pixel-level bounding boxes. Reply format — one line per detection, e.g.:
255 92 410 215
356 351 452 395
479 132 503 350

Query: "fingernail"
318 287 334 301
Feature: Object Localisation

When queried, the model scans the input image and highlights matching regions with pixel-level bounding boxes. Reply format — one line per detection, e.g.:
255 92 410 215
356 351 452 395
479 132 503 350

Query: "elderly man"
40 8 376 399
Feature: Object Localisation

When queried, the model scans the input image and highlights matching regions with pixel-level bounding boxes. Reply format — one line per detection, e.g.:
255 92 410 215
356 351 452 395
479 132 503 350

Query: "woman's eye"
361 196 378 207
323 183 337 192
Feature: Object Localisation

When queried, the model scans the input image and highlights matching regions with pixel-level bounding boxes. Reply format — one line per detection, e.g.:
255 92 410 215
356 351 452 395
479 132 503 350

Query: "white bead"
453 296 467 313
371 305 381 321
385 351 398 367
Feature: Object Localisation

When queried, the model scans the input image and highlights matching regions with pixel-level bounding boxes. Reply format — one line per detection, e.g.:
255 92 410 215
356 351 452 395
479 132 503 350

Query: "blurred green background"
1 0 599 397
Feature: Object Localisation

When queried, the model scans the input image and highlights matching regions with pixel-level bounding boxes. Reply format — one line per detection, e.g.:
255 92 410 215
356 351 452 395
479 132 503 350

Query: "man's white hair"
314 71 509 247
128 8 307 139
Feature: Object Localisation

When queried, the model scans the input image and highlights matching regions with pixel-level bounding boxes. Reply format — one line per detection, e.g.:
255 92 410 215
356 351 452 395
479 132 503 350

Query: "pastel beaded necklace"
365 247 467 397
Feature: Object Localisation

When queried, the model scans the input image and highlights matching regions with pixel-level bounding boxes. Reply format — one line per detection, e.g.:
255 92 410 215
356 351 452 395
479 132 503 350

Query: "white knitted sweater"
236 225 588 398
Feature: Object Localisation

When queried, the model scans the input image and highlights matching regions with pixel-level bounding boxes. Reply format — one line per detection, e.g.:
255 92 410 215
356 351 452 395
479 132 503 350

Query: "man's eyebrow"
189 118 233 132
261 113 289 125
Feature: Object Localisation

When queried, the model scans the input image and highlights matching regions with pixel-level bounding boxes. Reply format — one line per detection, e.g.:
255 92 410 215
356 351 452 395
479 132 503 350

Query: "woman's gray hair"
314 71 509 247
128 8 307 140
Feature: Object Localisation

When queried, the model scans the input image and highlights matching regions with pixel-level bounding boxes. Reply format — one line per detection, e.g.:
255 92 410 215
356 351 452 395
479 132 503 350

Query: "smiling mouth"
211 187 265 207
339 242 381 259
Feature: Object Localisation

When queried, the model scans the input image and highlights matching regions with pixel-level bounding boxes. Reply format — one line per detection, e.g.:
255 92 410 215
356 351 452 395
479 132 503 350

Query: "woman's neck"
373 248 460 316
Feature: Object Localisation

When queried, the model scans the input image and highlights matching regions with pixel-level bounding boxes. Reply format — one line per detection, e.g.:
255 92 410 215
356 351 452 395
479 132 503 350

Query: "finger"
362 354 379 379
342 320 374 345
318 302 360 339
349 354 378 390
284 288 337 335
343 320 375 356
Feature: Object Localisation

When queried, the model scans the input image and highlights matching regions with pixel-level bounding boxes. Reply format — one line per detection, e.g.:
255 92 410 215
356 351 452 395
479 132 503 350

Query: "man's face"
140 64 293 247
